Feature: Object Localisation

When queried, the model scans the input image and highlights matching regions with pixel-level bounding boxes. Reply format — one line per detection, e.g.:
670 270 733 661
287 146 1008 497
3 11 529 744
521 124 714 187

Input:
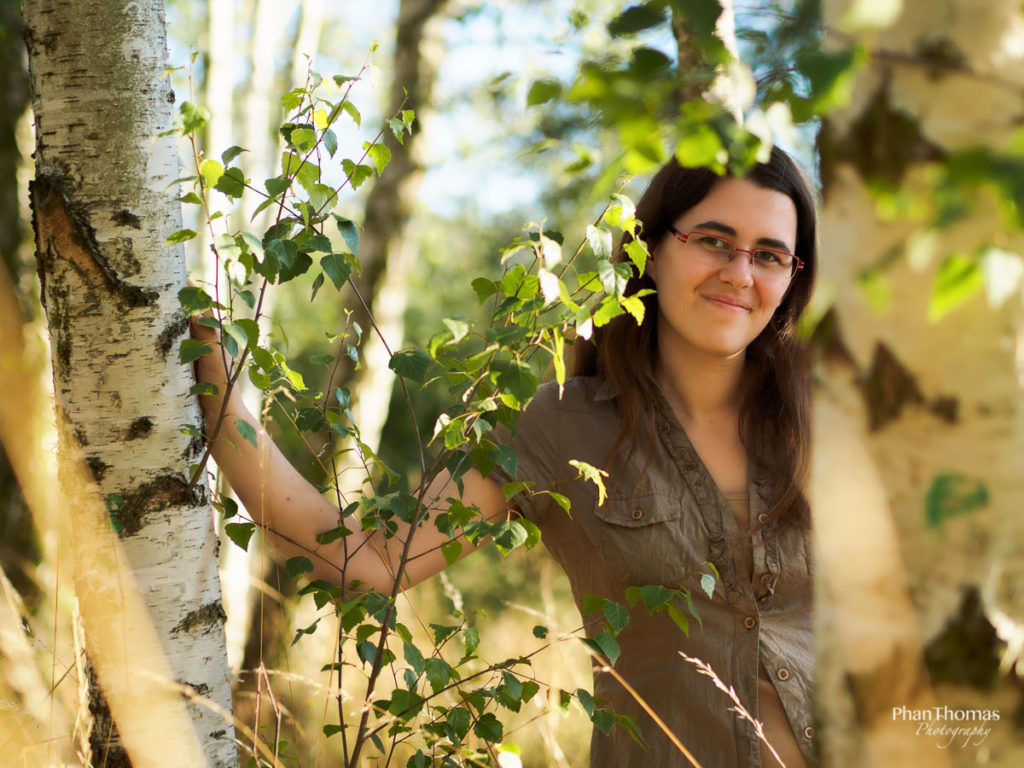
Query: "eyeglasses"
668 226 803 281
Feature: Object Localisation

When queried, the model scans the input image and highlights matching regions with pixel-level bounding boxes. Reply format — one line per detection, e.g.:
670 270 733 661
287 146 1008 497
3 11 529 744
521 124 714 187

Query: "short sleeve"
487 382 565 522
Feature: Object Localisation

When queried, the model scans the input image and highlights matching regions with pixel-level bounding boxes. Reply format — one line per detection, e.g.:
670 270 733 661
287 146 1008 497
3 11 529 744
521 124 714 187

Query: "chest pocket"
592 494 701 587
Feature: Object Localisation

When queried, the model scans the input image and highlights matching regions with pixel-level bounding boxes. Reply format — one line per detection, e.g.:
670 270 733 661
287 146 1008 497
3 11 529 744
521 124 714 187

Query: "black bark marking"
112 209 141 229
809 306 857 368
157 314 188 359
819 83 944 189
173 601 226 636
86 455 110 482
923 588 1001 689
110 474 202 536
182 431 205 462
862 343 924 431
124 416 153 440
861 342 961 431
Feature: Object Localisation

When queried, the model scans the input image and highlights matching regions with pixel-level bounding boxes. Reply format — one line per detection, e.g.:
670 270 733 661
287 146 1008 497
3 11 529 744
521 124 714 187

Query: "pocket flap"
593 495 681 528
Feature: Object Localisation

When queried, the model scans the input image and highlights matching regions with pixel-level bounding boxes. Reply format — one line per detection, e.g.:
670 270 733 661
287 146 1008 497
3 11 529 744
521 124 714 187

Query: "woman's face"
647 176 798 364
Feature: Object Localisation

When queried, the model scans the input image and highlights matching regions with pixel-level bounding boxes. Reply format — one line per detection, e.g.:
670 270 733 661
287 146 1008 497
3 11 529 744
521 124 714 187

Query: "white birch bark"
816 1 1024 764
23 1 233 765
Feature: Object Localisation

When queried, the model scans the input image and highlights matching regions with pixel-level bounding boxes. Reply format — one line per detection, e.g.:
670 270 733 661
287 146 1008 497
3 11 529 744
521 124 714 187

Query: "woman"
195 146 817 767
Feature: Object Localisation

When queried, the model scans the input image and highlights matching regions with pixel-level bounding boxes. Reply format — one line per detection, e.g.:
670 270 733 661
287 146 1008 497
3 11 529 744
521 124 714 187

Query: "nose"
719 248 755 288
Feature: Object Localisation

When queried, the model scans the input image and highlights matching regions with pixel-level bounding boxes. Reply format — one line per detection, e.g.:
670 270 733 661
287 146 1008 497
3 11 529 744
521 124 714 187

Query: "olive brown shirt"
491 377 815 767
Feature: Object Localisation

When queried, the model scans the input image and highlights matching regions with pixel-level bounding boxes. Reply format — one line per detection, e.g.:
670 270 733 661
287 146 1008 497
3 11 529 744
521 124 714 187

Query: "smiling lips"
703 294 752 312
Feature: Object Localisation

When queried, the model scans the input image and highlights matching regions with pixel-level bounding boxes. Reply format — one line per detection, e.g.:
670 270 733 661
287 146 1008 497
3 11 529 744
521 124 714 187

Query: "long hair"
572 147 817 530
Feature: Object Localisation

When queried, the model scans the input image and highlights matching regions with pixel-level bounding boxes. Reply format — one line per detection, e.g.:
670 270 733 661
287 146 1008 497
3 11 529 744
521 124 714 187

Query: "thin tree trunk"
815 1 1024 764
327 0 449 460
23 1 233 765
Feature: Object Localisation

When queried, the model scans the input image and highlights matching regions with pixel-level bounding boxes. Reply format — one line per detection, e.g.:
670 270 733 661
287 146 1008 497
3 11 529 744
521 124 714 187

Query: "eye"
696 235 731 252
753 249 792 267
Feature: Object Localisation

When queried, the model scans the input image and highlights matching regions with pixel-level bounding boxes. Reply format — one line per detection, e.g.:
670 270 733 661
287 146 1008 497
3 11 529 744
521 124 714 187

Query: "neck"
654 338 746 422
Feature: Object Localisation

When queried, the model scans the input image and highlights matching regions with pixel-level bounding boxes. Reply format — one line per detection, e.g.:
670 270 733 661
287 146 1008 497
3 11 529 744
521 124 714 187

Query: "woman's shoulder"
525 376 620 421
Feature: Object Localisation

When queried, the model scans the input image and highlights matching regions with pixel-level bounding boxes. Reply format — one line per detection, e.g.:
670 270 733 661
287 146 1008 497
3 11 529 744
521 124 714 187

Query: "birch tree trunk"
815 1 1024 765
23 1 233 765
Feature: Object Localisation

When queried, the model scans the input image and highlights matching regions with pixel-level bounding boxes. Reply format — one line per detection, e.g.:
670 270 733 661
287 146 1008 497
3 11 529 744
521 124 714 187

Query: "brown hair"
572 147 817 529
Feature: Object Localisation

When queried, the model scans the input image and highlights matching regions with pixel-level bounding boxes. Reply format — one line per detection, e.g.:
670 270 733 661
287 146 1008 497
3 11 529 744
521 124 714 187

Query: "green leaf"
928 254 983 321
310 272 325 301
700 572 716 599
225 522 256 551
342 159 374 190
576 687 595 717
924 473 989 528
333 214 360 253
593 296 626 327
666 603 691 637
527 78 561 106
446 707 471 739
177 192 202 205
199 159 224 188
214 166 245 198
167 229 197 245
583 631 621 665
322 724 343 739
289 126 316 153
286 556 313 578
234 417 258 449
366 142 391 175
569 460 609 506
341 100 361 126
441 539 462 566
533 625 548 639
389 349 433 382
180 101 208 134
582 594 606 615
234 318 260 347
592 708 615 735
189 382 218 397
493 360 539 404
472 712 503 742
424 657 452 693
598 259 632 296
265 175 290 197
472 277 498 303
603 601 630 635
389 689 425 721
320 252 353 290
178 339 211 364
640 584 674 612
587 225 613 260
608 3 666 36
221 145 246 164
442 317 469 344
463 626 480 657
492 520 528 555
178 286 213 315
625 239 648 275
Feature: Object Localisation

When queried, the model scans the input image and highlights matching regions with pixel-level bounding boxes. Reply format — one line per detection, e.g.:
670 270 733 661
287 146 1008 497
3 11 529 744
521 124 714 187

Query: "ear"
646 241 658 283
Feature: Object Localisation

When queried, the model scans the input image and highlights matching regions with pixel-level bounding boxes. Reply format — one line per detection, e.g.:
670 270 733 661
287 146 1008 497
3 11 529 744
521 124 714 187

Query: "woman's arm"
192 320 509 594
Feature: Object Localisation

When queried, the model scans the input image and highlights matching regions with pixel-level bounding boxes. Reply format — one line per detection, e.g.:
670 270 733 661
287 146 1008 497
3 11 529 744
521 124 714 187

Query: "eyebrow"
691 219 793 253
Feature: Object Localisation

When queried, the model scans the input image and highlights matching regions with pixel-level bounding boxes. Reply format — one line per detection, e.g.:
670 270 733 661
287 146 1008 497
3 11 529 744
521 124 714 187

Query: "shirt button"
630 508 644 520
757 513 768 524
803 726 815 739
743 616 756 630
777 668 790 681
760 573 774 588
